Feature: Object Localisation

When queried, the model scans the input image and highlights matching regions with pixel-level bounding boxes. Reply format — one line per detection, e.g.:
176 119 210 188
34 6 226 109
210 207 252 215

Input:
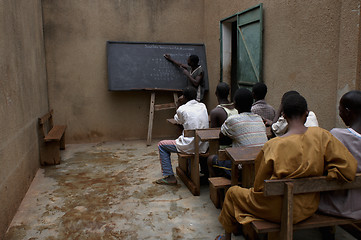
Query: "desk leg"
147 92 155 146
231 163 239 186
208 140 219 155
242 164 255 188
190 134 200 196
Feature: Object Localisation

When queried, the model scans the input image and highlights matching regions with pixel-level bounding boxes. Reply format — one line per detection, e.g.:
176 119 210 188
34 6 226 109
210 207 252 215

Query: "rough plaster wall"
205 0 360 130
0 0 48 237
42 0 205 143
334 0 361 127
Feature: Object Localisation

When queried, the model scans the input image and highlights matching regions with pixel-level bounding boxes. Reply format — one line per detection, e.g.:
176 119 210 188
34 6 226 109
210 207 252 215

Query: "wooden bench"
38 109 67 165
209 176 231 208
208 150 232 208
251 173 361 240
176 129 212 196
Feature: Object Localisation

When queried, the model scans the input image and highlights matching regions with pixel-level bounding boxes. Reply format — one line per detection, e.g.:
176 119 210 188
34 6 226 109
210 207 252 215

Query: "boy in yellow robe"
216 94 357 240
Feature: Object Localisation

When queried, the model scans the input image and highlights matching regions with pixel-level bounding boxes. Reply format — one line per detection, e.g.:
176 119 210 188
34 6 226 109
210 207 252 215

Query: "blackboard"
107 41 209 91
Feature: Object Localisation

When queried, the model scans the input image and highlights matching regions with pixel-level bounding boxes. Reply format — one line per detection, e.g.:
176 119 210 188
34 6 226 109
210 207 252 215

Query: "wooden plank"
176 167 198 195
252 214 359 233
146 92 156 146
191 133 201 196
208 177 231 189
178 152 209 158
44 125 66 141
280 182 293 240
154 102 176 111
39 141 60 165
241 164 255 188
218 150 228 161
38 109 54 125
225 146 262 164
167 118 178 125
231 161 239 186
264 173 361 196
225 146 261 186
184 129 196 137
196 128 220 141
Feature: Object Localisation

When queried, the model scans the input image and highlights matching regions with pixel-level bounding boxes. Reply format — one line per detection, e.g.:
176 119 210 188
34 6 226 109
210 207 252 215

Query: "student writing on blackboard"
164 54 205 101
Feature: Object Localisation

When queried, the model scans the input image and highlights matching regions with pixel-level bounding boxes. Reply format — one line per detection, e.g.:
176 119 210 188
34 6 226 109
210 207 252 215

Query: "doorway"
220 4 263 99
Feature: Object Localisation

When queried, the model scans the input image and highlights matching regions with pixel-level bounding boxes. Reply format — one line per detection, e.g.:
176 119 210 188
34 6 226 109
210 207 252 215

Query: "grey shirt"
318 128 361 219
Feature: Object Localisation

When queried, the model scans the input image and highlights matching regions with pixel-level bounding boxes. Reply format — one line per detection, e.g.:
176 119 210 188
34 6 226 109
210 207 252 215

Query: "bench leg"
209 184 221 208
60 133 66 150
40 142 61 165
190 155 200 196
178 156 188 173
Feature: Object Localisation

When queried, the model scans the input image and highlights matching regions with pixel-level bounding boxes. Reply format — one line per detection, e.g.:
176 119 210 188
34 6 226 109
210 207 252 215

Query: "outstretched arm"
164 54 188 69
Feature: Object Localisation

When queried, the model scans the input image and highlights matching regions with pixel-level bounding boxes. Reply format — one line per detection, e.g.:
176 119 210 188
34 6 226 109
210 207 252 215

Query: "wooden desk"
174 128 220 196
196 128 220 155
166 118 178 125
225 146 262 187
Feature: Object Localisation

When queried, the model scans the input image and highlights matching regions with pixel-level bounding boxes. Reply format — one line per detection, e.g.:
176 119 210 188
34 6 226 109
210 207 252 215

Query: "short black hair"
216 82 230 99
188 55 199 65
183 86 197 101
234 88 253 113
341 90 361 113
283 94 308 119
281 90 300 105
252 82 267 100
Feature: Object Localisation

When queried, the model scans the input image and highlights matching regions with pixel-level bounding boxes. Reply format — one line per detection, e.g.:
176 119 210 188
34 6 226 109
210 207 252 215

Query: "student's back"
216 94 357 240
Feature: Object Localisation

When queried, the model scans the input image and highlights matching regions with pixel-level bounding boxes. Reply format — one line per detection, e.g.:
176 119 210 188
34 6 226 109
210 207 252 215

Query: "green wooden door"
237 4 263 88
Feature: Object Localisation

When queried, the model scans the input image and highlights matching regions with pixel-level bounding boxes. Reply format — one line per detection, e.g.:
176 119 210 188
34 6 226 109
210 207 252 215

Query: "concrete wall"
204 0 361 130
42 0 206 143
0 0 48 237
42 0 360 144
1 0 360 237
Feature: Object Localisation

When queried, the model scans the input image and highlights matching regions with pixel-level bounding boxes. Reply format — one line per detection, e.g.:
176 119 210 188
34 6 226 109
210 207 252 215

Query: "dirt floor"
4 141 357 240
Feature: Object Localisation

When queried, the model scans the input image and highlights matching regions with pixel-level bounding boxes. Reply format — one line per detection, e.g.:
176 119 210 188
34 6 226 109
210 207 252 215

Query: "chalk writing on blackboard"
107 42 208 91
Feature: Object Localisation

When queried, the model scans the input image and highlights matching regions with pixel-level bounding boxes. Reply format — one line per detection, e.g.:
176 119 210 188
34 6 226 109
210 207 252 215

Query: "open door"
220 4 263 97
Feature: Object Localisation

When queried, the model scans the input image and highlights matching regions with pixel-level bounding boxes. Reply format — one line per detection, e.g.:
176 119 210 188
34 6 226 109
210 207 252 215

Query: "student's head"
281 90 300 105
187 55 199 67
182 86 197 102
234 88 253 113
282 94 308 120
215 82 230 100
252 82 267 101
339 90 361 126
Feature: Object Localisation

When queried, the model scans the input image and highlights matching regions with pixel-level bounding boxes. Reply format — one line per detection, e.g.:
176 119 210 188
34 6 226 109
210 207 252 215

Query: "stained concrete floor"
4 141 358 240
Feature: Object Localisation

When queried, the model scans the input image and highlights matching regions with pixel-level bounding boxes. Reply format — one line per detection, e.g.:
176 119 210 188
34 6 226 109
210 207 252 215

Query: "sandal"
215 235 225 240
154 176 177 185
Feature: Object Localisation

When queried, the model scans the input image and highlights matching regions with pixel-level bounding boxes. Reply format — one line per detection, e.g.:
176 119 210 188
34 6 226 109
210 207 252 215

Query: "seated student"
251 82 276 123
208 88 268 178
271 90 318 136
209 82 238 128
155 87 209 185
215 94 357 240
319 90 361 219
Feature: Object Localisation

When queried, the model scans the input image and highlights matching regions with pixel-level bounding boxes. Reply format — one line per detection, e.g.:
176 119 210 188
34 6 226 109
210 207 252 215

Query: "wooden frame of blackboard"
106 41 209 92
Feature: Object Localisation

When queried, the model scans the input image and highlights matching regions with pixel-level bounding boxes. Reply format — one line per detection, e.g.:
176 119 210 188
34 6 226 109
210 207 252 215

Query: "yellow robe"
219 127 357 233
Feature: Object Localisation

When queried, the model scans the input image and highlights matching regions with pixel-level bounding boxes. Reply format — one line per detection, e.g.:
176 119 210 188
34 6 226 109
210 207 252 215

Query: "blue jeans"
158 140 178 176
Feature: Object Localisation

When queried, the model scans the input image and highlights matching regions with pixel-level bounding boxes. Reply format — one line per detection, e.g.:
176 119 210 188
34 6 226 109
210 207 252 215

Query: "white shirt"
271 111 319 137
174 100 209 154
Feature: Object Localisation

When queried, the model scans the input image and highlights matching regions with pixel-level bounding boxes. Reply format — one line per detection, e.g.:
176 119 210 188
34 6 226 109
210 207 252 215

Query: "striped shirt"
221 112 268 147
251 100 276 121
